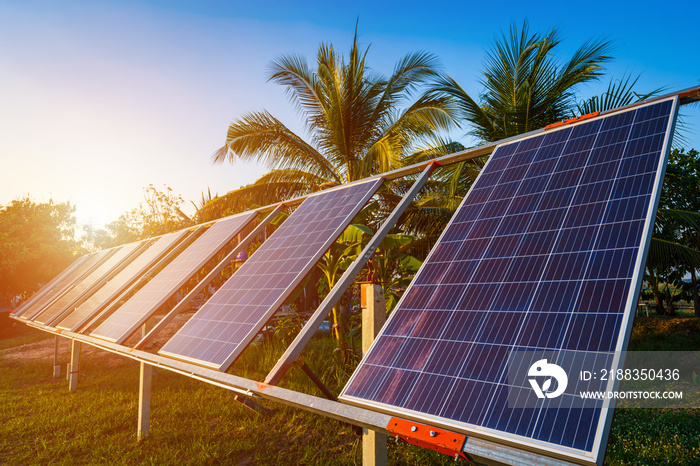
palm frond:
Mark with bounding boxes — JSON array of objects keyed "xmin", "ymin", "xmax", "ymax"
[
  {"xmin": 657, "ymin": 208, "xmax": 700, "ymax": 231},
  {"xmin": 268, "ymin": 53, "xmax": 325, "ymax": 124},
  {"xmin": 648, "ymin": 237, "xmax": 700, "ymax": 269},
  {"xmin": 212, "ymin": 110, "xmax": 342, "ymax": 184}
]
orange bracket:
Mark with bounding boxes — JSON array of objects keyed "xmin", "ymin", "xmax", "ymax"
[
  {"xmin": 387, "ymin": 417, "xmax": 469, "ymax": 461},
  {"xmin": 545, "ymin": 111, "xmax": 599, "ymax": 130}
]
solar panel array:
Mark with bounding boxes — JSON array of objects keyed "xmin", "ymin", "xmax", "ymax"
[
  {"xmin": 31, "ymin": 242, "xmax": 144, "ymax": 325},
  {"xmin": 18, "ymin": 249, "xmax": 115, "ymax": 321},
  {"xmin": 54, "ymin": 230, "xmax": 189, "ymax": 332},
  {"xmin": 11, "ymin": 254, "xmax": 92, "ymax": 318},
  {"xmin": 91, "ymin": 211, "xmax": 258, "ymax": 344},
  {"xmin": 340, "ymin": 98, "xmax": 677, "ymax": 464},
  {"xmin": 160, "ymin": 178, "xmax": 384, "ymax": 370}
]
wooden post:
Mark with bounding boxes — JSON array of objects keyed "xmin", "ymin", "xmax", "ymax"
[
  {"xmin": 53, "ymin": 335, "xmax": 61, "ymax": 378},
  {"xmin": 69, "ymin": 340, "xmax": 81, "ymax": 392},
  {"xmin": 138, "ymin": 362, "xmax": 153, "ymax": 440},
  {"xmin": 361, "ymin": 283, "xmax": 388, "ymax": 466}
]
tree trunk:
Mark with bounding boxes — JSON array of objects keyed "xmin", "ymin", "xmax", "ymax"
[
  {"xmin": 692, "ymin": 271, "xmax": 700, "ymax": 317},
  {"xmin": 666, "ymin": 285, "xmax": 676, "ymax": 316},
  {"xmin": 331, "ymin": 304, "xmax": 347, "ymax": 356},
  {"xmin": 649, "ymin": 270, "xmax": 666, "ymax": 315}
]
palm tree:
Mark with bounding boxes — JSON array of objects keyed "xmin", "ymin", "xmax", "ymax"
[
  {"xmin": 404, "ymin": 23, "xmax": 677, "ymax": 245},
  {"xmin": 429, "ymin": 21, "xmax": 614, "ymax": 144},
  {"xmin": 204, "ymin": 27, "xmax": 456, "ymax": 355},
  {"xmin": 206, "ymin": 27, "xmax": 456, "ymax": 215}
]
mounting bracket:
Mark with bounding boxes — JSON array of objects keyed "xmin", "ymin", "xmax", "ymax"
[{"xmin": 387, "ymin": 417, "xmax": 470, "ymax": 461}]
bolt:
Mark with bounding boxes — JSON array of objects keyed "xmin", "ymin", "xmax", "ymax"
[
  {"xmin": 429, "ymin": 430, "xmax": 437, "ymax": 437},
  {"xmin": 410, "ymin": 426, "xmax": 417, "ymax": 432}
]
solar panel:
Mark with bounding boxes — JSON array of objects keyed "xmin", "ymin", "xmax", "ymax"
[
  {"xmin": 18, "ymin": 249, "xmax": 116, "ymax": 321},
  {"xmin": 340, "ymin": 98, "xmax": 678, "ymax": 465},
  {"xmin": 53, "ymin": 230, "xmax": 190, "ymax": 332},
  {"xmin": 11, "ymin": 254, "xmax": 92, "ymax": 318},
  {"xmin": 159, "ymin": 178, "xmax": 384, "ymax": 370},
  {"xmin": 90, "ymin": 211, "xmax": 258, "ymax": 344},
  {"xmin": 30, "ymin": 242, "xmax": 144, "ymax": 325}
]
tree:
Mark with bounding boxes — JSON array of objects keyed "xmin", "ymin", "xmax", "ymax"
[
  {"xmin": 408, "ymin": 23, "xmax": 657, "ymax": 243},
  {"xmin": 205, "ymin": 26, "xmax": 456, "ymax": 215},
  {"xmin": 0, "ymin": 197, "xmax": 81, "ymax": 303},
  {"xmin": 83, "ymin": 184, "xmax": 192, "ymax": 250},
  {"xmin": 649, "ymin": 148, "xmax": 700, "ymax": 316},
  {"xmin": 429, "ymin": 21, "xmax": 615, "ymax": 144}
]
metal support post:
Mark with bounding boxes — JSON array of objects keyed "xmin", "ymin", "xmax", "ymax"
[
  {"xmin": 69, "ymin": 340, "xmax": 81, "ymax": 392},
  {"xmin": 53, "ymin": 335, "xmax": 61, "ymax": 378},
  {"xmin": 138, "ymin": 362, "xmax": 153, "ymax": 440},
  {"xmin": 361, "ymin": 283, "xmax": 388, "ymax": 466}
]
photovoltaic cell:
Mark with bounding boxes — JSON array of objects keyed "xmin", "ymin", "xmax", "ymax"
[
  {"xmin": 54, "ymin": 230, "xmax": 189, "ymax": 332},
  {"xmin": 159, "ymin": 178, "xmax": 384, "ymax": 370},
  {"xmin": 18, "ymin": 249, "xmax": 115, "ymax": 321},
  {"xmin": 30, "ymin": 242, "xmax": 144, "ymax": 325},
  {"xmin": 90, "ymin": 211, "xmax": 258, "ymax": 344},
  {"xmin": 341, "ymin": 98, "xmax": 678, "ymax": 465}
]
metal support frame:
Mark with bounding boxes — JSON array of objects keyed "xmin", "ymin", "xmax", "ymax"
[
  {"xmin": 134, "ymin": 204, "xmax": 287, "ymax": 349},
  {"xmin": 298, "ymin": 361, "xmax": 337, "ymax": 401},
  {"xmin": 53, "ymin": 335, "xmax": 61, "ymax": 378},
  {"xmin": 68, "ymin": 340, "xmax": 81, "ymax": 392},
  {"xmin": 40, "ymin": 322, "xmax": 578, "ymax": 465},
  {"xmin": 138, "ymin": 362, "xmax": 153, "ymax": 440},
  {"xmin": 265, "ymin": 162, "xmax": 439, "ymax": 386},
  {"xmin": 361, "ymin": 283, "xmax": 388, "ymax": 466}
]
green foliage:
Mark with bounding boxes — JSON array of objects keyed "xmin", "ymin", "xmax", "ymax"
[
  {"xmin": 83, "ymin": 184, "xmax": 192, "ymax": 249},
  {"xmin": 607, "ymin": 409, "xmax": 700, "ymax": 465},
  {"xmin": 429, "ymin": 20, "xmax": 615, "ymax": 143},
  {"xmin": 0, "ymin": 197, "xmax": 80, "ymax": 302},
  {"xmin": 646, "ymin": 148, "xmax": 700, "ymax": 315},
  {"xmin": 273, "ymin": 304, "xmax": 304, "ymax": 345}
]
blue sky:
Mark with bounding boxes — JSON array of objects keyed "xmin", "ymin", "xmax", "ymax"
[{"xmin": 1, "ymin": 0, "xmax": 698, "ymax": 228}]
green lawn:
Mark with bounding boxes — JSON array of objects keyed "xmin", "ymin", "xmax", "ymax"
[{"xmin": 0, "ymin": 318, "xmax": 698, "ymax": 465}]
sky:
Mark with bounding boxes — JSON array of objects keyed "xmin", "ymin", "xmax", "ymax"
[{"xmin": 1, "ymin": 0, "xmax": 699, "ymax": 230}]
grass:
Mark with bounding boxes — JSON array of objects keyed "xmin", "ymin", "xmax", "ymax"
[
  {"xmin": 0, "ymin": 324, "xmax": 451, "ymax": 465},
  {"xmin": 1, "ymin": 314, "xmax": 699, "ymax": 465}
]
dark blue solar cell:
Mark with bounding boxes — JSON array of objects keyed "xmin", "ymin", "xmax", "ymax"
[
  {"xmin": 443, "ymin": 311, "xmax": 487, "ymax": 342},
  {"xmin": 491, "ymin": 282, "xmax": 535, "ymax": 311},
  {"xmin": 477, "ymin": 312, "xmax": 524, "ymax": 345},
  {"xmin": 409, "ymin": 310, "xmax": 453, "ymax": 339},
  {"xmin": 341, "ymin": 98, "xmax": 677, "ymax": 464},
  {"xmin": 507, "ymin": 193, "xmax": 542, "ymax": 215},
  {"xmin": 516, "ymin": 312, "xmax": 568, "ymax": 348},
  {"xmin": 459, "ymin": 344, "xmax": 508, "ymax": 381},
  {"xmin": 403, "ymin": 374, "xmax": 454, "ymax": 414},
  {"xmin": 483, "ymin": 385, "xmax": 540, "ymax": 437},
  {"xmin": 374, "ymin": 369, "xmax": 419, "ymax": 406},
  {"xmin": 421, "ymin": 341, "xmax": 472, "ymax": 376},
  {"xmin": 442, "ymin": 378, "xmax": 493, "ymax": 424}
]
